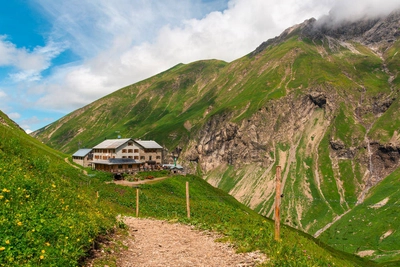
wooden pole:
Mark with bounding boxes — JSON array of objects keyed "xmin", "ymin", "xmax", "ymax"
[
  {"xmin": 136, "ymin": 188, "xmax": 140, "ymax": 217},
  {"xmin": 275, "ymin": 166, "xmax": 281, "ymax": 241},
  {"xmin": 186, "ymin": 181, "xmax": 190, "ymax": 219}
]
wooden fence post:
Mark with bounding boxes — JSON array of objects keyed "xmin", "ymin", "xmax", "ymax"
[
  {"xmin": 136, "ymin": 188, "xmax": 140, "ymax": 217},
  {"xmin": 186, "ymin": 181, "xmax": 190, "ymax": 219},
  {"xmin": 275, "ymin": 166, "xmax": 281, "ymax": 241}
]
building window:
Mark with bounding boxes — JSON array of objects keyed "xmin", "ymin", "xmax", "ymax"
[
  {"xmin": 128, "ymin": 164, "xmax": 132, "ymax": 168},
  {"xmin": 134, "ymin": 156, "xmax": 139, "ymax": 160},
  {"xmin": 149, "ymin": 156, "xmax": 152, "ymax": 160},
  {"xmin": 156, "ymin": 156, "xmax": 161, "ymax": 159},
  {"xmin": 134, "ymin": 149, "xmax": 139, "ymax": 153},
  {"xmin": 118, "ymin": 165, "xmax": 123, "ymax": 169},
  {"xmin": 128, "ymin": 156, "xmax": 133, "ymax": 159},
  {"xmin": 140, "ymin": 156, "xmax": 145, "ymax": 160},
  {"xmin": 128, "ymin": 149, "xmax": 133, "ymax": 153},
  {"xmin": 122, "ymin": 149, "xmax": 127, "ymax": 153},
  {"xmin": 128, "ymin": 142, "xmax": 133, "ymax": 146},
  {"xmin": 122, "ymin": 156, "xmax": 126, "ymax": 159}
]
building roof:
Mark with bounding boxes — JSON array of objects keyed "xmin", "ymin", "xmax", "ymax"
[
  {"xmin": 93, "ymin": 138, "xmax": 132, "ymax": 149},
  {"xmin": 92, "ymin": 158, "xmax": 143, "ymax": 165},
  {"xmin": 72, "ymin": 148, "xmax": 92, "ymax": 157},
  {"xmin": 135, "ymin": 140, "xmax": 163, "ymax": 149}
]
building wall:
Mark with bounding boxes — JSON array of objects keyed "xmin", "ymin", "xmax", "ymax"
[
  {"xmin": 92, "ymin": 141, "xmax": 141, "ymax": 160},
  {"xmin": 72, "ymin": 157, "xmax": 84, "ymax": 166},
  {"xmin": 139, "ymin": 148, "xmax": 163, "ymax": 165},
  {"xmin": 115, "ymin": 142, "xmax": 141, "ymax": 159},
  {"xmin": 72, "ymin": 156, "xmax": 91, "ymax": 167}
]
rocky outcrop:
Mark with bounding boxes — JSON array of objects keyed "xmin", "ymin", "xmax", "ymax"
[
  {"xmin": 184, "ymin": 90, "xmax": 336, "ymax": 172},
  {"xmin": 371, "ymin": 142, "xmax": 400, "ymax": 179},
  {"xmin": 330, "ymin": 139, "xmax": 356, "ymax": 159}
]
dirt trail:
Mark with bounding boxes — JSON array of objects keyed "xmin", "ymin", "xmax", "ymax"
[
  {"xmin": 64, "ymin": 157, "xmax": 88, "ymax": 175},
  {"xmin": 107, "ymin": 177, "xmax": 170, "ymax": 187},
  {"xmin": 104, "ymin": 217, "xmax": 266, "ymax": 267}
]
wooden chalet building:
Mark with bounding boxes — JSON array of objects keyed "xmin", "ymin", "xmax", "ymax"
[{"xmin": 86, "ymin": 138, "xmax": 164, "ymax": 173}]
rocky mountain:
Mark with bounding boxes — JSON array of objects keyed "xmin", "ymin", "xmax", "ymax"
[{"xmin": 32, "ymin": 9, "xmax": 400, "ymax": 263}]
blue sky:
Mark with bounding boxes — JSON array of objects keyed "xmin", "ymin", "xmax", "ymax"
[{"xmin": 1, "ymin": 0, "xmax": 399, "ymax": 133}]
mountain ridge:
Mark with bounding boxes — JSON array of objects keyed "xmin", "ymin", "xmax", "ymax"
[{"xmin": 253, "ymin": 8, "xmax": 400, "ymax": 56}]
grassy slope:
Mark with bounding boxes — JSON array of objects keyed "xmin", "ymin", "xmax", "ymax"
[
  {"xmin": 0, "ymin": 111, "xmax": 120, "ymax": 266},
  {"xmin": 319, "ymin": 167, "xmax": 400, "ymax": 265},
  {"xmin": 1, "ymin": 110, "xmax": 374, "ymax": 266}
]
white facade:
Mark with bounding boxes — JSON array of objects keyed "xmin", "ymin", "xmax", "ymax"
[{"xmin": 92, "ymin": 139, "xmax": 141, "ymax": 160}]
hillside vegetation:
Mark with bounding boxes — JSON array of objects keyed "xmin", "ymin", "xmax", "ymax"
[
  {"xmin": 1, "ymin": 110, "xmax": 378, "ymax": 266},
  {"xmin": 31, "ymin": 12, "xmax": 400, "ymax": 264},
  {"xmin": 0, "ymin": 111, "xmax": 121, "ymax": 266}
]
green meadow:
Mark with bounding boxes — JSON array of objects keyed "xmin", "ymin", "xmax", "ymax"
[{"xmin": 0, "ymin": 111, "xmax": 376, "ymax": 267}]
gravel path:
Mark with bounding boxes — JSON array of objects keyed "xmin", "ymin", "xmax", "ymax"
[{"xmin": 116, "ymin": 217, "xmax": 266, "ymax": 267}]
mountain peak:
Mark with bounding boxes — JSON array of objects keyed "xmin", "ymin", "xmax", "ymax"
[
  {"xmin": 305, "ymin": 8, "xmax": 400, "ymax": 44},
  {"xmin": 253, "ymin": 8, "xmax": 400, "ymax": 55}
]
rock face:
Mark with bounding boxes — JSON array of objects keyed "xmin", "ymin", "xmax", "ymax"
[
  {"xmin": 371, "ymin": 143, "xmax": 400, "ymax": 179},
  {"xmin": 187, "ymin": 92, "xmax": 333, "ymax": 173}
]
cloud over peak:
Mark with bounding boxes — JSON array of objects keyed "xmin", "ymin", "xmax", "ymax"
[{"xmin": 325, "ymin": 0, "xmax": 400, "ymax": 25}]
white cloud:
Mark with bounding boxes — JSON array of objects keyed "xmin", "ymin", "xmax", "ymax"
[
  {"xmin": 0, "ymin": 36, "xmax": 67, "ymax": 82},
  {"xmin": 0, "ymin": 90, "xmax": 6, "ymax": 98},
  {"xmin": 328, "ymin": 0, "xmax": 400, "ymax": 23}
]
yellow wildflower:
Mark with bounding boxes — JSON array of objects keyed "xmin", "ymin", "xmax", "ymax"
[
  {"xmin": 0, "ymin": 247, "xmax": 5, "ymax": 251},
  {"xmin": 25, "ymin": 195, "xmax": 30, "ymax": 198},
  {"xmin": 2, "ymin": 188, "xmax": 9, "ymax": 193},
  {"xmin": 51, "ymin": 184, "xmax": 56, "ymax": 188},
  {"xmin": 0, "ymin": 195, "xmax": 3, "ymax": 199},
  {"xmin": 41, "ymin": 250, "xmax": 45, "ymax": 254},
  {"xmin": 45, "ymin": 242, "xmax": 50, "ymax": 246},
  {"xmin": 40, "ymin": 255, "xmax": 44, "ymax": 260},
  {"xmin": 17, "ymin": 222, "xmax": 22, "ymax": 226},
  {"xmin": 5, "ymin": 240, "xmax": 10, "ymax": 245}
]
